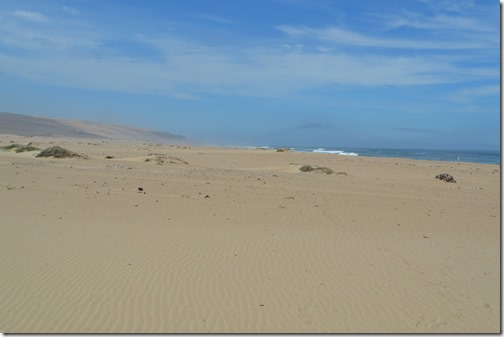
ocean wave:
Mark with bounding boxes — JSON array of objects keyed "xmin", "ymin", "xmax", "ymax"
[
  {"xmin": 313, "ymin": 148, "xmax": 359, "ymax": 156},
  {"xmin": 241, "ymin": 145, "xmax": 273, "ymax": 150}
]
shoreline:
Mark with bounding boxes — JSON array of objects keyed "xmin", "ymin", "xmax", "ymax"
[
  {"xmin": 1, "ymin": 133, "xmax": 499, "ymax": 165},
  {"xmin": 220, "ymin": 144, "xmax": 500, "ymax": 165}
]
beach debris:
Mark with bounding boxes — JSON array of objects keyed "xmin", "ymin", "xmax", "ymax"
[
  {"xmin": 336, "ymin": 171, "xmax": 348, "ymax": 175},
  {"xmin": 275, "ymin": 148, "xmax": 290, "ymax": 152},
  {"xmin": 138, "ymin": 187, "xmax": 144, "ymax": 192},
  {"xmin": 145, "ymin": 154, "xmax": 188, "ymax": 165},
  {"xmin": 204, "ymin": 195, "xmax": 210, "ymax": 198},
  {"xmin": 168, "ymin": 156, "xmax": 188, "ymax": 164},
  {"xmin": 105, "ymin": 156, "xmax": 114, "ymax": 159},
  {"xmin": 299, "ymin": 165, "xmax": 314, "ymax": 172},
  {"xmin": 299, "ymin": 165, "xmax": 333, "ymax": 174},
  {"xmin": 1, "ymin": 143, "xmax": 40, "ymax": 153},
  {"xmin": 435, "ymin": 173, "xmax": 456, "ymax": 183},
  {"xmin": 36, "ymin": 146, "xmax": 85, "ymax": 159}
]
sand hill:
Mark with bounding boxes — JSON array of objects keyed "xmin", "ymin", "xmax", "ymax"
[{"xmin": 0, "ymin": 112, "xmax": 189, "ymax": 144}]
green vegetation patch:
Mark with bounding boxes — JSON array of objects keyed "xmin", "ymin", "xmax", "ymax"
[
  {"xmin": 36, "ymin": 146, "xmax": 84, "ymax": 159},
  {"xmin": 1, "ymin": 143, "xmax": 41, "ymax": 153},
  {"xmin": 299, "ymin": 165, "xmax": 333, "ymax": 174}
]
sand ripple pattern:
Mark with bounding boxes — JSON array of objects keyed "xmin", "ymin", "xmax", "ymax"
[{"xmin": 0, "ymin": 139, "xmax": 499, "ymax": 332}]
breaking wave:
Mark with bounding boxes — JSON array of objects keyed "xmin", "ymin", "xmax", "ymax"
[{"xmin": 312, "ymin": 148, "xmax": 359, "ymax": 156}]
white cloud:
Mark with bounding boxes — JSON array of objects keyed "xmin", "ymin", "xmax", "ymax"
[
  {"xmin": 31, "ymin": 37, "xmax": 61, "ymax": 49},
  {"xmin": 11, "ymin": 10, "xmax": 48, "ymax": 23},
  {"xmin": 448, "ymin": 85, "xmax": 500, "ymax": 103},
  {"xmin": 0, "ymin": 17, "xmax": 101, "ymax": 54},
  {"xmin": 0, "ymin": 37, "xmax": 495, "ymax": 102},
  {"xmin": 0, "ymin": 6, "xmax": 498, "ymax": 101},
  {"xmin": 62, "ymin": 6, "xmax": 79, "ymax": 16},
  {"xmin": 190, "ymin": 13, "xmax": 237, "ymax": 24},
  {"xmin": 416, "ymin": 0, "xmax": 475, "ymax": 14},
  {"xmin": 379, "ymin": 12, "xmax": 490, "ymax": 32},
  {"xmin": 275, "ymin": 25, "xmax": 490, "ymax": 50}
]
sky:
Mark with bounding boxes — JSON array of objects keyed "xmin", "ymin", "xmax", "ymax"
[{"xmin": 0, "ymin": 0, "xmax": 500, "ymax": 150}]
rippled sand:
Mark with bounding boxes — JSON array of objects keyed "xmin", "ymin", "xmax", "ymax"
[{"xmin": 0, "ymin": 135, "xmax": 500, "ymax": 333}]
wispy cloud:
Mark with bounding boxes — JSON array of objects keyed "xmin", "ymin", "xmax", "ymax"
[
  {"xmin": 391, "ymin": 127, "xmax": 436, "ymax": 133},
  {"xmin": 448, "ymin": 85, "xmax": 500, "ymax": 103},
  {"xmin": 376, "ymin": 12, "xmax": 490, "ymax": 32},
  {"xmin": 276, "ymin": 25, "xmax": 490, "ymax": 50},
  {"xmin": 190, "ymin": 13, "xmax": 237, "ymax": 24},
  {"xmin": 62, "ymin": 6, "xmax": 79, "ymax": 16},
  {"xmin": 0, "ymin": 2, "xmax": 498, "ymax": 101},
  {"xmin": 11, "ymin": 10, "xmax": 48, "ymax": 23},
  {"xmin": 0, "ymin": 28, "xmax": 496, "ymax": 100},
  {"xmin": 416, "ymin": 0, "xmax": 475, "ymax": 14},
  {"xmin": 292, "ymin": 123, "xmax": 334, "ymax": 130},
  {"xmin": 31, "ymin": 37, "xmax": 61, "ymax": 49}
]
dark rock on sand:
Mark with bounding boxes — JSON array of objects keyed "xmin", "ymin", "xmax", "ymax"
[{"xmin": 435, "ymin": 173, "xmax": 456, "ymax": 183}]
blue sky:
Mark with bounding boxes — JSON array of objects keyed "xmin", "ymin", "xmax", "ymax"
[{"xmin": 0, "ymin": 0, "xmax": 500, "ymax": 150}]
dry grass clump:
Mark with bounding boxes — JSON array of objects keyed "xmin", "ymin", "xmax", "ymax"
[
  {"xmin": 299, "ymin": 165, "xmax": 314, "ymax": 172},
  {"xmin": 1, "ymin": 144, "xmax": 19, "ymax": 151},
  {"xmin": 1, "ymin": 143, "xmax": 41, "ymax": 153},
  {"xmin": 36, "ymin": 146, "xmax": 84, "ymax": 159},
  {"xmin": 145, "ymin": 154, "xmax": 188, "ymax": 165},
  {"xmin": 299, "ymin": 165, "xmax": 333, "ymax": 174}
]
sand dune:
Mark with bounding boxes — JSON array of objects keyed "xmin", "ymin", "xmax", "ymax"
[
  {"xmin": 0, "ymin": 112, "xmax": 189, "ymax": 144},
  {"xmin": 0, "ymin": 134, "xmax": 500, "ymax": 333}
]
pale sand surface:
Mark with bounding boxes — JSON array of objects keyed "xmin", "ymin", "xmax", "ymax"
[{"xmin": 0, "ymin": 135, "xmax": 500, "ymax": 333}]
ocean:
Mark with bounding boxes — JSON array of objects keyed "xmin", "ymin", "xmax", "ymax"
[{"xmin": 253, "ymin": 146, "xmax": 500, "ymax": 165}]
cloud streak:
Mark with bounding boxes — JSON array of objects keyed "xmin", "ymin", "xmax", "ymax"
[
  {"xmin": 190, "ymin": 13, "xmax": 237, "ymax": 24},
  {"xmin": 0, "ymin": 1, "xmax": 498, "ymax": 102},
  {"xmin": 378, "ymin": 12, "xmax": 490, "ymax": 32},
  {"xmin": 62, "ymin": 6, "xmax": 79, "ymax": 16},
  {"xmin": 447, "ymin": 85, "xmax": 500, "ymax": 103},
  {"xmin": 0, "ymin": 29, "xmax": 496, "ymax": 100},
  {"xmin": 391, "ymin": 127, "xmax": 436, "ymax": 133},
  {"xmin": 291, "ymin": 123, "xmax": 334, "ymax": 130},
  {"xmin": 11, "ymin": 10, "xmax": 48, "ymax": 23},
  {"xmin": 2, "ymin": 44, "xmax": 485, "ymax": 96},
  {"xmin": 276, "ymin": 25, "xmax": 492, "ymax": 50}
]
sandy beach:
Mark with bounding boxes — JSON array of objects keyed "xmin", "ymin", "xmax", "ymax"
[{"xmin": 0, "ymin": 134, "xmax": 500, "ymax": 333}]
